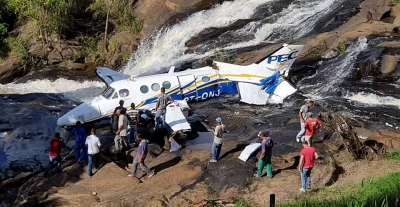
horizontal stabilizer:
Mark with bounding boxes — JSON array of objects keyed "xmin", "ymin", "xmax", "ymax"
[
  {"xmin": 96, "ymin": 67, "xmax": 131, "ymax": 86},
  {"xmin": 165, "ymin": 100, "xmax": 191, "ymax": 132}
]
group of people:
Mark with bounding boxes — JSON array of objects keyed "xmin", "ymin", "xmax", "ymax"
[
  {"xmin": 45, "ymin": 126, "xmax": 102, "ymax": 177},
  {"xmin": 46, "ymin": 86, "xmax": 321, "ymax": 192},
  {"xmin": 256, "ymin": 100, "xmax": 321, "ymax": 192},
  {"xmin": 209, "ymin": 100, "xmax": 322, "ymax": 192},
  {"xmin": 45, "ymin": 88, "xmax": 174, "ymax": 178}
]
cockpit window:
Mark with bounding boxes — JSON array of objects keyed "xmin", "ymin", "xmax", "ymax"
[
  {"xmin": 111, "ymin": 92, "xmax": 118, "ymax": 99},
  {"xmin": 119, "ymin": 89, "xmax": 129, "ymax": 97},
  {"xmin": 102, "ymin": 87, "xmax": 116, "ymax": 99}
]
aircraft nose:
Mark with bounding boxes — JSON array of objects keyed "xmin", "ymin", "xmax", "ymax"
[{"xmin": 57, "ymin": 102, "xmax": 101, "ymax": 127}]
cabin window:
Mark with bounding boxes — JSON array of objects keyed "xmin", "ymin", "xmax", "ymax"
[
  {"xmin": 111, "ymin": 92, "xmax": 118, "ymax": 99},
  {"xmin": 162, "ymin": 81, "xmax": 171, "ymax": 89},
  {"xmin": 202, "ymin": 76, "xmax": 210, "ymax": 82},
  {"xmin": 151, "ymin": 83, "xmax": 160, "ymax": 91},
  {"xmin": 119, "ymin": 89, "xmax": 129, "ymax": 97},
  {"xmin": 140, "ymin": 85, "xmax": 149, "ymax": 93}
]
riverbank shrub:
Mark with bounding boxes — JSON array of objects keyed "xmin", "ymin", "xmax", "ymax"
[
  {"xmin": 385, "ymin": 150, "xmax": 400, "ymax": 160},
  {"xmin": 279, "ymin": 172, "xmax": 400, "ymax": 207}
]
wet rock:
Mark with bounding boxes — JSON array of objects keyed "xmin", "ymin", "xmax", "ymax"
[
  {"xmin": 185, "ymin": 19, "xmax": 252, "ymax": 48},
  {"xmin": 47, "ymin": 50, "xmax": 63, "ymax": 65},
  {"xmin": 0, "ymin": 172, "xmax": 34, "ymax": 189},
  {"xmin": 67, "ymin": 62, "xmax": 87, "ymax": 70},
  {"xmin": 380, "ymin": 54, "xmax": 398, "ymax": 74}
]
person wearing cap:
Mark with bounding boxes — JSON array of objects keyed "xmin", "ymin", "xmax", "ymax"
[
  {"xmin": 210, "ymin": 117, "xmax": 227, "ymax": 162},
  {"xmin": 298, "ymin": 140, "xmax": 319, "ymax": 192},
  {"xmin": 296, "ymin": 101, "xmax": 314, "ymax": 142},
  {"xmin": 303, "ymin": 112, "xmax": 322, "ymax": 146},
  {"xmin": 254, "ymin": 130, "xmax": 274, "ymax": 178},
  {"xmin": 155, "ymin": 87, "xmax": 174, "ymax": 130}
]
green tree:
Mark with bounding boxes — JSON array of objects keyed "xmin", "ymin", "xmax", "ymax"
[{"xmin": 8, "ymin": 0, "xmax": 91, "ymax": 40}]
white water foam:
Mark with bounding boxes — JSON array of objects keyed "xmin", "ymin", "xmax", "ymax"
[
  {"xmin": 124, "ymin": 0, "xmax": 276, "ymax": 75},
  {"xmin": 345, "ymin": 92, "xmax": 400, "ymax": 108},
  {"xmin": 226, "ymin": 0, "xmax": 343, "ymax": 50},
  {"xmin": 0, "ymin": 79, "xmax": 105, "ymax": 102},
  {"xmin": 299, "ymin": 37, "xmax": 368, "ymax": 100},
  {"xmin": 125, "ymin": 0, "xmax": 343, "ymax": 75}
]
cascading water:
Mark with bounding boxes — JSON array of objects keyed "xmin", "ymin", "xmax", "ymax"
[
  {"xmin": 0, "ymin": 78, "xmax": 105, "ymax": 102},
  {"xmin": 124, "ymin": 0, "xmax": 345, "ymax": 76},
  {"xmin": 298, "ymin": 37, "xmax": 368, "ymax": 99}
]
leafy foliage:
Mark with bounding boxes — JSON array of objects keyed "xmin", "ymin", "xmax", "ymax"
[
  {"xmin": 279, "ymin": 172, "xmax": 400, "ymax": 207},
  {"xmin": 88, "ymin": 0, "xmax": 142, "ymax": 33},
  {"xmin": 8, "ymin": 0, "xmax": 91, "ymax": 34}
]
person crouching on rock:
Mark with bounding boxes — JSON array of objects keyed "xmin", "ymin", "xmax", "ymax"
[
  {"xmin": 45, "ymin": 133, "xmax": 71, "ymax": 177},
  {"xmin": 254, "ymin": 130, "xmax": 274, "ymax": 178},
  {"xmin": 298, "ymin": 140, "xmax": 319, "ymax": 192},
  {"xmin": 296, "ymin": 100, "xmax": 314, "ymax": 142},
  {"xmin": 68, "ymin": 121, "xmax": 87, "ymax": 163},
  {"xmin": 210, "ymin": 117, "xmax": 227, "ymax": 163},
  {"xmin": 128, "ymin": 133, "xmax": 155, "ymax": 178},
  {"xmin": 303, "ymin": 112, "xmax": 322, "ymax": 146}
]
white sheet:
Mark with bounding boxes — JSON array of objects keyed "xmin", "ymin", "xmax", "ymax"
[{"xmin": 238, "ymin": 143, "xmax": 262, "ymax": 162}]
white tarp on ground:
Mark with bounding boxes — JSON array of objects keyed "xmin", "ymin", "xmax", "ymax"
[
  {"xmin": 165, "ymin": 100, "xmax": 191, "ymax": 132},
  {"xmin": 238, "ymin": 143, "xmax": 262, "ymax": 162},
  {"xmin": 186, "ymin": 132, "xmax": 214, "ymax": 150}
]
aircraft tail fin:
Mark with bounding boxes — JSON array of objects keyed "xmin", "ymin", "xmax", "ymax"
[{"xmin": 256, "ymin": 44, "xmax": 304, "ymax": 72}]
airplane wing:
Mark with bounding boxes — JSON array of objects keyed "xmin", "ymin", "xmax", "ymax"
[{"xmin": 96, "ymin": 67, "xmax": 131, "ymax": 86}]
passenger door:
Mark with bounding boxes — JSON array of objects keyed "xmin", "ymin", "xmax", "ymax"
[{"xmin": 177, "ymin": 75, "xmax": 197, "ymax": 101}]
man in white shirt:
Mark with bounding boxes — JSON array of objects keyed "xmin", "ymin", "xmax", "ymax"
[{"xmin": 85, "ymin": 128, "xmax": 101, "ymax": 176}]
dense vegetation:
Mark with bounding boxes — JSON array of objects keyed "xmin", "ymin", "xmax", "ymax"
[{"xmin": 0, "ymin": 0, "xmax": 141, "ymax": 66}]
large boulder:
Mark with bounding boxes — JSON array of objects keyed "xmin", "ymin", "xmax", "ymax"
[
  {"xmin": 380, "ymin": 54, "xmax": 398, "ymax": 74},
  {"xmin": 390, "ymin": 3, "xmax": 400, "ymax": 18},
  {"xmin": 47, "ymin": 50, "xmax": 63, "ymax": 65},
  {"xmin": 28, "ymin": 44, "xmax": 50, "ymax": 58},
  {"xmin": 361, "ymin": 0, "xmax": 392, "ymax": 21},
  {"xmin": 0, "ymin": 56, "xmax": 22, "ymax": 84}
]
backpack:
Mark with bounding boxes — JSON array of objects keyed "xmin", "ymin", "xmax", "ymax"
[{"xmin": 266, "ymin": 137, "xmax": 274, "ymax": 148}]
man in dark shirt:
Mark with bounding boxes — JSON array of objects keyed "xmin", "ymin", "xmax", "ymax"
[
  {"xmin": 68, "ymin": 121, "xmax": 87, "ymax": 163},
  {"xmin": 255, "ymin": 130, "xmax": 274, "ymax": 178},
  {"xmin": 45, "ymin": 133, "xmax": 70, "ymax": 177},
  {"xmin": 126, "ymin": 103, "xmax": 139, "ymax": 146},
  {"xmin": 128, "ymin": 133, "xmax": 155, "ymax": 178},
  {"xmin": 111, "ymin": 100, "xmax": 127, "ymax": 132},
  {"xmin": 155, "ymin": 87, "xmax": 173, "ymax": 130}
]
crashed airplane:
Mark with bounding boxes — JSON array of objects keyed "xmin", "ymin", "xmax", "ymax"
[{"xmin": 57, "ymin": 43, "xmax": 304, "ymax": 131}]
